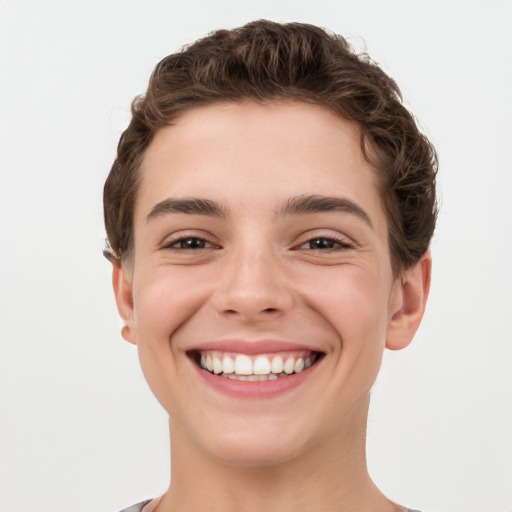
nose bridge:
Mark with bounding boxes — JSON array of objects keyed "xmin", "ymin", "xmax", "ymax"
[{"xmin": 212, "ymin": 236, "xmax": 293, "ymax": 319}]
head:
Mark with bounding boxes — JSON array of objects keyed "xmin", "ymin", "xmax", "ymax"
[
  {"xmin": 104, "ymin": 21, "xmax": 437, "ymax": 467},
  {"xmin": 104, "ymin": 20, "xmax": 437, "ymax": 275}
]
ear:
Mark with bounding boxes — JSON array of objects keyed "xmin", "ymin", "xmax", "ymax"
[
  {"xmin": 112, "ymin": 263, "xmax": 136, "ymax": 345},
  {"xmin": 386, "ymin": 253, "xmax": 431, "ymax": 351}
]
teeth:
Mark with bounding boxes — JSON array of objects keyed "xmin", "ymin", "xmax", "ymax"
[
  {"xmin": 222, "ymin": 355, "xmax": 235, "ymax": 374},
  {"xmin": 235, "ymin": 354, "xmax": 253, "ymax": 375},
  {"xmin": 283, "ymin": 357, "xmax": 295, "ymax": 374},
  {"xmin": 271, "ymin": 355, "xmax": 283, "ymax": 374},
  {"xmin": 212, "ymin": 355, "xmax": 223, "ymax": 374},
  {"xmin": 294, "ymin": 358, "xmax": 304, "ymax": 373},
  {"xmin": 199, "ymin": 351, "xmax": 318, "ymax": 378},
  {"xmin": 220, "ymin": 372, "xmax": 287, "ymax": 381},
  {"xmin": 253, "ymin": 356, "xmax": 271, "ymax": 375}
]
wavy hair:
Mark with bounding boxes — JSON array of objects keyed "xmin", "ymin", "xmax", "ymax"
[{"xmin": 104, "ymin": 20, "xmax": 437, "ymax": 274}]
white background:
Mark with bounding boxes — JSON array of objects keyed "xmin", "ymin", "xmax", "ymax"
[{"xmin": 1, "ymin": 1, "xmax": 511, "ymax": 511}]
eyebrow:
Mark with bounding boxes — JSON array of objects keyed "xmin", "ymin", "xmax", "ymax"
[
  {"xmin": 146, "ymin": 197, "xmax": 230, "ymax": 222},
  {"xmin": 145, "ymin": 194, "xmax": 372, "ymax": 228},
  {"xmin": 277, "ymin": 195, "xmax": 373, "ymax": 228}
]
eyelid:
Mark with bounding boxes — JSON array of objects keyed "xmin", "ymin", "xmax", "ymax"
[
  {"xmin": 160, "ymin": 230, "xmax": 221, "ymax": 250},
  {"xmin": 166, "ymin": 238, "xmax": 213, "ymax": 250},
  {"xmin": 293, "ymin": 230, "xmax": 356, "ymax": 251},
  {"xmin": 299, "ymin": 238, "xmax": 353, "ymax": 252}
]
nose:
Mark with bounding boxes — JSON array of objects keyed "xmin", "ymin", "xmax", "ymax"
[{"xmin": 211, "ymin": 244, "xmax": 294, "ymax": 322}]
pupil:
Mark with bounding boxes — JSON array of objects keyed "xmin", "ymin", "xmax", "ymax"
[
  {"xmin": 311, "ymin": 238, "xmax": 334, "ymax": 249},
  {"xmin": 183, "ymin": 238, "xmax": 204, "ymax": 249}
]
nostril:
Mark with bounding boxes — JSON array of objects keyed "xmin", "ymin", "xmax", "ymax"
[{"xmin": 225, "ymin": 308, "xmax": 274, "ymax": 317}]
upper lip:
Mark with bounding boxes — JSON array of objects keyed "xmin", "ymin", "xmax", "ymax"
[{"xmin": 186, "ymin": 339, "xmax": 322, "ymax": 355}]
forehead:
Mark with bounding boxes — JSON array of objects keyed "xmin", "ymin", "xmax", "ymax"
[{"xmin": 137, "ymin": 101, "xmax": 385, "ymax": 230}]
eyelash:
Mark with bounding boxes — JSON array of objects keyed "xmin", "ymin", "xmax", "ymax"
[
  {"xmin": 163, "ymin": 236, "xmax": 217, "ymax": 250},
  {"xmin": 162, "ymin": 235, "xmax": 353, "ymax": 252},
  {"xmin": 296, "ymin": 236, "xmax": 354, "ymax": 251}
]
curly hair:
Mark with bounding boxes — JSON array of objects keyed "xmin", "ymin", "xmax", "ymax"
[{"xmin": 104, "ymin": 20, "xmax": 437, "ymax": 274}]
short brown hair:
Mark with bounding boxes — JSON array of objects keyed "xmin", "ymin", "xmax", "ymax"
[{"xmin": 104, "ymin": 20, "xmax": 437, "ymax": 273}]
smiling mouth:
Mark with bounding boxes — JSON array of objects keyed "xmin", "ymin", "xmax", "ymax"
[{"xmin": 189, "ymin": 350, "xmax": 323, "ymax": 381}]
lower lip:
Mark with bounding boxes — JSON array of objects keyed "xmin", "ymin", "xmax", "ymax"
[{"xmin": 193, "ymin": 360, "xmax": 321, "ymax": 399}]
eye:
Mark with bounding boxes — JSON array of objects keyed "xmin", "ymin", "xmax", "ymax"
[
  {"xmin": 299, "ymin": 236, "xmax": 353, "ymax": 251},
  {"xmin": 165, "ymin": 237, "xmax": 213, "ymax": 250}
]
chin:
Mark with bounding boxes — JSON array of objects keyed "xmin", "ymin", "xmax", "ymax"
[
  {"xmin": 197, "ymin": 421, "xmax": 315, "ymax": 468},
  {"xmin": 213, "ymin": 441, "xmax": 304, "ymax": 468}
]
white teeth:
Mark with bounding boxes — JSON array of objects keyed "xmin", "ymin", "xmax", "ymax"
[
  {"xmin": 220, "ymin": 372, "xmax": 286, "ymax": 381},
  {"xmin": 253, "ymin": 356, "xmax": 271, "ymax": 375},
  {"xmin": 222, "ymin": 355, "xmax": 235, "ymax": 374},
  {"xmin": 271, "ymin": 355, "xmax": 284, "ymax": 374},
  {"xmin": 283, "ymin": 357, "xmax": 295, "ymax": 374},
  {"xmin": 199, "ymin": 352, "xmax": 318, "ymax": 378},
  {"xmin": 212, "ymin": 355, "xmax": 223, "ymax": 374},
  {"xmin": 234, "ymin": 354, "xmax": 253, "ymax": 375}
]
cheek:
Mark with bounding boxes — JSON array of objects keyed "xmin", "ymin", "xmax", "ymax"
[
  {"xmin": 131, "ymin": 268, "xmax": 212, "ymax": 407},
  {"xmin": 313, "ymin": 269, "xmax": 392, "ymax": 412},
  {"xmin": 306, "ymin": 266, "xmax": 392, "ymax": 344},
  {"xmin": 133, "ymin": 267, "xmax": 209, "ymax": 340},
  {"xmin": 304, "ymin": 266, "xmax": 392, "ymax": 400}
]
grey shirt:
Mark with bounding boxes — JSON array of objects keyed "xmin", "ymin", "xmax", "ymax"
[{"xmin": 118, "ymin": 500, "xmax": 422, "ymax": 512}]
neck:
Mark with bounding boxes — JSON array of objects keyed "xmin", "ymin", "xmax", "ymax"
[{"xmin": 154, "ymin": 397, "xmax": 401, "ymax": 512}]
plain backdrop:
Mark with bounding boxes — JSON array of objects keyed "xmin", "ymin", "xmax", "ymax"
[{"xmin": 1, "ymin": 1, "xmax": 511, "ymax": 511}]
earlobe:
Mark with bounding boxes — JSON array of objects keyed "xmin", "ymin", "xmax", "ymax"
[
  {"xmin": 112, "ymin": 263, "xmax": 137, "ymax": 345},
  {"xmin": 386, "ymin": 253, "xmax": 431, "ymax": 351}
]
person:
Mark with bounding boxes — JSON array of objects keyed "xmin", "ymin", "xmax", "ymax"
[{"xmin": 104, "ymin": 20, "xmax": 437, "ymax": 512}]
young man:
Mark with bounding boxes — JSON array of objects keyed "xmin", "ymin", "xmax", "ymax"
[{"xmin": 104, "ymin": 20, "xmax": 437, "ymax": 512}]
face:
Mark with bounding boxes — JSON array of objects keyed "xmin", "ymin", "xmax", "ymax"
[{"xmin": 114, "ymin": 101, "xmax": 429, "ymax": 466}]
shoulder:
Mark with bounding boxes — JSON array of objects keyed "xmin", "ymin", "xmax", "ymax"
[{"xmin": 117, "ymin": 500, "xmax": 152, "ymax": 512}]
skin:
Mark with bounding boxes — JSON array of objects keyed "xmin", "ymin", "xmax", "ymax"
[{"xmin": 113, "ymin": 101, "xmax": 431, "ymax": 512}]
